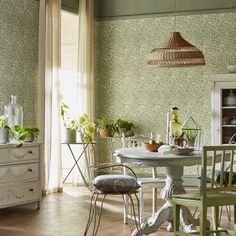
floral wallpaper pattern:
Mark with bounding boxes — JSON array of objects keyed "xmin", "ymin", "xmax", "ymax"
[
  {"xmin": 95, "ymin": 12, "xmax": 236, "ymax": 145},
  {"xmin": 0, "ymin": 0, "xmax": 39, "ymax": 125},
  {"xmin": 94, "ymin": 13, "xmax": 236, "ymax": 174}
]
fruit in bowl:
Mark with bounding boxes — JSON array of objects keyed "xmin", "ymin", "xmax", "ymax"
[{"xmin": 144, "ymin": 140, "xmax": 163, "ymax": 152}]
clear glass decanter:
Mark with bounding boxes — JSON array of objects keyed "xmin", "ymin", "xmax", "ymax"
[{"xmin": 7, "ymin": 95, "xmax": 23, "ymax": 128}]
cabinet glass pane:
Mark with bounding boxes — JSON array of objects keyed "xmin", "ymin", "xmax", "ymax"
[{"xmin": 221, "ymin": 89, "xmax": 236, "ymax": 144}]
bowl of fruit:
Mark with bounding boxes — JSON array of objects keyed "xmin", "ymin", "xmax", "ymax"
[{"xmin": 144, "ymin": 140, "xmax": 163, "ymax": 152}]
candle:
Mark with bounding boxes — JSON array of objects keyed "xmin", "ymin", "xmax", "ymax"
[{"xmin": 166, "ymin": 112, "xmax": 171, "ymax": 145}]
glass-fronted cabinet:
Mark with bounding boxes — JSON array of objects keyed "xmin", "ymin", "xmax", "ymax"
[{"xmin": 211, "ymin": 74, "xmax": 236, "ymax": 145}]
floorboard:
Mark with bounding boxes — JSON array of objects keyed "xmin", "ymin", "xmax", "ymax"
[{"xmin": 0, "ymin": 185, "xmax": 233, "ymax": 236}]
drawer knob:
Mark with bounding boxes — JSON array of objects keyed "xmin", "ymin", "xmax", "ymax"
[
  {"xmin": 29, "ymin": 188, "xmax": 34, "ymax": 192},
  {"xmin": 28, "ymin": 168, "xmax": 33, "ymax": 172},
  {"xmin": 28, "ymin": 150, "xmax": 33, "ymax": 154}
]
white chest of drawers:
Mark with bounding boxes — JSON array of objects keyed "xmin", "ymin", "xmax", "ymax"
[{"xmin": 0, "ymin": 143, "xmax": 41, "ymax": 209}]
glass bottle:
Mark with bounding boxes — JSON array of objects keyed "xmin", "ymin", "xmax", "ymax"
[
  {"xmin": 0, "ymin": 106, "xmax": 9, "ymax": 121},
  {"xmin": 171, "ymin": 107, "xmax": 182, "ymax": 138},
  {"xmin": 7, "ymin": 95, "xmax": 23, "ymax": 128}
]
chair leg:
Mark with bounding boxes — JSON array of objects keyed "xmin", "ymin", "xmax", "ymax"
[
  {"xmin": 199, "ymin": 205, "xmax": 207, "ymax": 236},
  {"xmin": 173, "ymin": 203, "xmax": 180, "ymax": 233},
  {"xmin": 84, "ymin": 192, "xmax": 99, "ymax": 236},
  {"xmin": 128, "ymin": 193, "xmax": 141, "ymax": 234},
  {"xmin": 226, "ymin": 205, "xmax": 232, "ymax": 221},
  {"xmin": 212, "ymin": 206, "xmax": 219, "ymax": 236},
  {"xmin": 234, "ymin": 205, "xmax": 236, "ymax": 236},
  {"xmin": 123, "ymin": 194, "xmax": 128, "ymax": 224},
  {"xmin": 139, "ymin": 186, "xmax": 144, "ymax": 223},
  {"xmin": 84, "ymin": 192, "xmax": 107, "ymax": 236},
  {"xmin": 93, "ymin": 194, "xmax": 106, "ymax": 236}
]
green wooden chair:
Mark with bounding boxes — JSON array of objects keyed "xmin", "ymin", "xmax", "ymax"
[{"xmin": 172, "ymin": 145, "xmax": 236, "ymax": 236}]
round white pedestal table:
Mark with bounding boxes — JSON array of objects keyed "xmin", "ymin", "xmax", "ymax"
[{"xmin": 115, "ymin": 147, "xmax": 202, "ymax": 236}]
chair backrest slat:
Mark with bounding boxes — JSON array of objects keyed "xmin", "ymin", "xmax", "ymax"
[
  {"xmin": 202, "ymin": 146, "xmax": 236, "ymax": 198},
  {"xmin": 210, "ymin": 150, "xmax": 216, "ymax": 188},
  {"xmin": 122, "ymin": 136, "xmax": 150, "ymax": 148},
  {"xmin": 228, "ymin": 150, "xmax": 235, "ymax": 188}
]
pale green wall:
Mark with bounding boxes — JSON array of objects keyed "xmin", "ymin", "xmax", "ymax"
[
  {"xmin": 95, "ymin": 13, "xmax": 236, "ymax": 147},
  {"xmin": 0, "ymin": 0, "xmax": 39, "ymax": 125}
]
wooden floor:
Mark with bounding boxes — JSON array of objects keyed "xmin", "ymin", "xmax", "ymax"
[{"xmin": 0, "ymin": 185, "xmax": 234, "ymax": 236}]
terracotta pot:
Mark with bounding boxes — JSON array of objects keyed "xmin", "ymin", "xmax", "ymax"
[{"xmin": 99, "ymin": 128, "xmax": 112, "ymax": 137}]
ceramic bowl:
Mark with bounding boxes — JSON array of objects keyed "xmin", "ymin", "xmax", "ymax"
[
  {"xmin": 227, "ymin": 65, "xmax": 236, "ymax": 73},
  {"xmin": 173, "ymin": 146, "xmax": 194, "ymax": 155},
  {"xmin": 144, "ymin": 142, "xmax": 162, "ymax": 152}
]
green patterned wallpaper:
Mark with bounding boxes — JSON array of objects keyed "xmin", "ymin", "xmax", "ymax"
[
  {"xmin": 95, "ymin": 13, "xmax": 236, "ymax": 147},
  {"xmin": 94, "ymin": 13, "xmax": 236, "ymax": 176},
  {"xmin": 0, "ymin": 0, "xmax": 39, "ymax": 126}
]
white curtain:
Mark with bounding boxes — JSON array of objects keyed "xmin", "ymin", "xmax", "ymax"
[
  {"xmin": 43, "ymin": 0, "xmax": 62, "ymax": 193},
  {"xmin": 77, "ymin": 0, "xmax": 94, "ymax": 118},
  {"xmin": 39, "ymin": 0, "xmax": 94, "ymax": 189},
  {"xmin": 72, "ymin": 0, "xmax": 94, "ymax": 185}
]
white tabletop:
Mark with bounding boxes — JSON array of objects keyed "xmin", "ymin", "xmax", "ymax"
[{"xmin": 114, "ymin": 147, "xmax": 202, "ymax": 167}]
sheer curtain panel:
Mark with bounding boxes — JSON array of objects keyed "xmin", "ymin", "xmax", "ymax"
[
  {"xmin": 67, "ymin": 0, "xmax": 94, "ymax": 185},
  {"xmin": 77, "ymin": 0, "xmax": 94, "ymax": 119},
  {"xmin": 44, "ymin": 0, "xmax": 62, "ymax": 193}
]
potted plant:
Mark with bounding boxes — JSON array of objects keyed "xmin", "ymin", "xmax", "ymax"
[
  {"xmin": 60, "ymin": 102, "xmax": 79, "ymax": 143},
  {"xmin": 0, "ymin": 116, "xmax": 10, "ymax": 144},
  {"xmin": 183, "ymin": 130, "xmax": 197, "ymax": 148},
  {"xmin": 115, "ymin": 119, "xmax": 134, "ymax": 136},
  {"xmin": 96, "ymin": 118, "xmax": 115, "ymax": 137},
  {"xmin": 79, "ymin": 113, "xmax": 96, "ymax": 143},
  {"xmin": 10, "ymin": 125, "xmax": 29, "ymax": 147},
  {"xmin": 24, "ymin": 126, "xmax": 40, "ymax": 142}
]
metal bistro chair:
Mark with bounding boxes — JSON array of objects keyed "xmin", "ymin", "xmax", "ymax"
[
  {"xmin": 172, "ymin": 145, "xmax": 236, "ymax": 236},
  {"xmin": 122, "ymin": 136, "xmax": 166, "ymax": 223},
  {"xmin": 84, "ymin": 164, "xmax": 141, "ymax": 236}
]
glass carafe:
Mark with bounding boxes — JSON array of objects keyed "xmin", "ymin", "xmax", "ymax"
[{"xmin": 7, "ymin": 95, "xmax": 23, "ymax": 128}]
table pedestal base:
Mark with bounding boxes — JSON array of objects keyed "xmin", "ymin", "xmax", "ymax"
[{"xmin": 132, "ymin": 166, "xmax": 198, "ymax": 236}]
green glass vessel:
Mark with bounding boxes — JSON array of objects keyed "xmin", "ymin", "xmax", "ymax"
[{"xmin": 171, "ymin": 107, "xmax": 182, "ymax": 138}]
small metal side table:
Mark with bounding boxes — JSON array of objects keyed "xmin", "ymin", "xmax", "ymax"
[{"xmin": 61, "ymin": 142, "xmax": 95, "ymax": 188}]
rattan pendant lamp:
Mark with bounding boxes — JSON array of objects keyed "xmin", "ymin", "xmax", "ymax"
[{"xmin": 147, "ymin": 1, "xmax": 205, "ymax": 68}]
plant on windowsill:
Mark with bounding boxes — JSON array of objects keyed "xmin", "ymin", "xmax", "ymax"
[
  {"xmin": 115, "ymin": 119, "xmax": 134, "ymax": 137},
  {"xmin": 96, "ymin": 118, "xmax": 116, "ymax": 137},
  {"xmin": 0, "ymin": 117, "xmax": 10, "ymax": 144},
  {"xmin": 60, "ymin": 102, "xmax": 80, "ymax": 143}
]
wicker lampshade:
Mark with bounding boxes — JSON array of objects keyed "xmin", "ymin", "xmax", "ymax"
[{"xmin": 147, "ymin": 32, "xmax": 205, "ymax": 68}]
